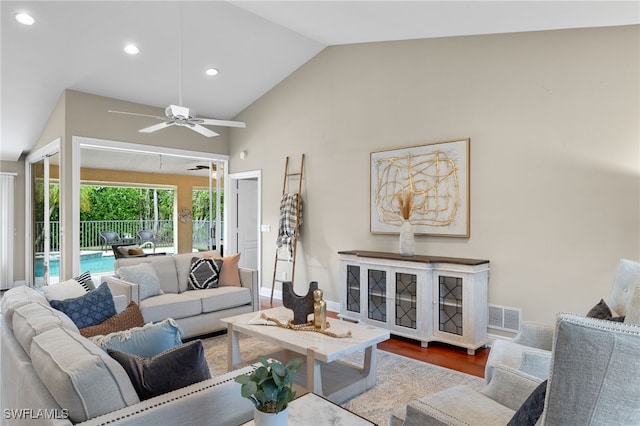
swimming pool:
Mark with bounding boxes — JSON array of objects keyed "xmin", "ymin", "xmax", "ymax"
[{"xmin": 34, "ymin": 252, "xmax": 115, "ymax": 277}]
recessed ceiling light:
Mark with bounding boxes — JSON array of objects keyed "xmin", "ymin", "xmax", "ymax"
[
  {"xmin": 205, "ymin": 68, "xmax": 219, "ymax": 76},
  {"xmin": 15, "ymin": 13, "xmax": 35, "ymax": 26},
  {"xmin": 124, "ymin": 44, "xmax": 140, "ymax": 55}
]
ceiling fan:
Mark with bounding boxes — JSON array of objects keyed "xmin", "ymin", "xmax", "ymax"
[
  {"xmin": 109, "ymin": 106, "xmax": 246, "ymax": 138},
  {"xmin": 108, "ymin": 4, "xmax": 245, "ymax": 138},
  {"xmin": 187, "ymin": 164, "xmax": 212, "ymax": 171}
]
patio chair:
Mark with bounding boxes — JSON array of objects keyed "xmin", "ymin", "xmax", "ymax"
[
  {"xmin": 99, "ymin": 230, "xmax": 120, "ymax": 251},
  {"xmin": 137, "ymin": 230, "xmax": 156, "ymax": 253}
]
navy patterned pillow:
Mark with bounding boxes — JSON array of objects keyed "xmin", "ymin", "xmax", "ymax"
[
  {"xmin": 50, "ymin": 282, "xmax": 116, "ymax": 329},
  {"xmin": 188, "ymin": 257, "xmax": 222, "ymax": 290}
]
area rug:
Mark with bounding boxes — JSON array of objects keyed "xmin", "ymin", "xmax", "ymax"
[{"xmin": 200, "ymin": 334, "xmax": 485, "ymax": 426}]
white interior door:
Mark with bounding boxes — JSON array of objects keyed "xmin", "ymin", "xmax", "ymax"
[
  {"xmin": 227, "ymin": 171, "xmax": 261, "ymax": 288},
  {"xmin": 236, "ymin": 178, "xmax": 258, "ymax": 269}
]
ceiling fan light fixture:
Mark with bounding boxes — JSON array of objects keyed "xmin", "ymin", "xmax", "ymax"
[
  {"xmin": 15, "ymin": 13, "xmax": 35, "ymax": 26},
  {"xmin": 124, "ymin": 44, "xmax": 140, "ymax": 55}
]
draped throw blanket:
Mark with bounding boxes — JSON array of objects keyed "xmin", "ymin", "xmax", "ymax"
[{"xmin": 276, "ymin": 193, "xmax": 302, "ymax": 258}]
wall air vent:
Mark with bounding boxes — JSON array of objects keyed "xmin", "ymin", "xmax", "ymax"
[{"xmin": 488, "ymin": 304, "xmax": 521, "ymax": 333}]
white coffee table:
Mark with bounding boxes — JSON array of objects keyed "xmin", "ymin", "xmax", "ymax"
[
  {"xmin": 220, "ymin": 306, "xmax": 390, "ymax": 404},
  {"xmin": 241, "ymin": 392, "xmax": 374, "ymax": 425}
]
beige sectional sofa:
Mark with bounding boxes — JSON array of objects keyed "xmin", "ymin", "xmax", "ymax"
[
  {"xmin": 102, "ymin": 250, "xmax": 259, "ymax": 338},
  {"xmin": 1, "ymin": 285, "xmax": 257, "ymax": 426}
]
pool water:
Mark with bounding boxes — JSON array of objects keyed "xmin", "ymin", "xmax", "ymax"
[{"xmin": 35, "ymin": 252, "xmax": 115, "ymax": 277}]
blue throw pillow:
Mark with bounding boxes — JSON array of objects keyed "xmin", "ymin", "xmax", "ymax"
[
  {"xmin": 91, "ymin": 318, "xmax": 183, "ymax": 358},
  {"xmin": 116, "ymin": 263, "xmax": 163, "ymax": 300},
  {"xmin": 50, "ymin": 282, "xmax": 116, "ymax": 329}
]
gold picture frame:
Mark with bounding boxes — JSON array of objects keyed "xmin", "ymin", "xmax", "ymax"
[{"xmin": 370, "ymin": 138, "xmax": 470, "ymax": 237}]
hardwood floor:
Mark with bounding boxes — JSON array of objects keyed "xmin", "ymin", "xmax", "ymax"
[{"xmin": 262, "ymin": 297, "xmax": 489, "ymax": 378}]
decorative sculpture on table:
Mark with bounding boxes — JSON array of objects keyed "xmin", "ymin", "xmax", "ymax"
[
  {"xmin": 264, "ymin": 281, "xmax": 351, "ymax": 338},
  {"xmin": 282, "ymin": 281, "xmax": 318, "ymax": 325},
  {"xmin": 313, "ymin": 289, "xmax": 327, "ymax": 331}
]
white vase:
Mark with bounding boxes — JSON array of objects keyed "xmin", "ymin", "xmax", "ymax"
[
  {"xmin": 253, "ymin": 406, "xmax": 289, "ymax": 426},
  {"xmin": 399, "ymin": 220, "xmax": 414, "ymax": 257}
]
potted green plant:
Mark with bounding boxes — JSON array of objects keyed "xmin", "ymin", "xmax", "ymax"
[{"xmin": 235, "ymin": 356, "xmax": 303, "ymax": 425}]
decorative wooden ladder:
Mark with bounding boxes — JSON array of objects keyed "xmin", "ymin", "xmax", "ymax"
[{"xmin": 270, "ymin": 154, "xmax": 305, "ymax": 307}]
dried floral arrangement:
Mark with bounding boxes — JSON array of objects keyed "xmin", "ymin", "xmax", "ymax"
[{"xmin": 396, "ymin": 191, "xmax": 413, "ymax": 221}]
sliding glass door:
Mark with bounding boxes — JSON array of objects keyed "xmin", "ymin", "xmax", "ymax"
[
  {"xmin": 192, "ymin": 160, "xmax": 224, "ymax": 253},
  {"xmin": 31, "ymin": 151, "xmax": 60, "ymax": 286}
]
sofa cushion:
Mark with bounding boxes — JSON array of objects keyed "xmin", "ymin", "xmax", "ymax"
[
  {"xmin": 50, "ymin": 282, "xmax": 117, "ymax": 329},
  {"xmin": 188, "ymin": 257, "xmax": 222, "ymax": 290},
  {"xmin": 206, "ymin": 252, "xmax": 242, "ymax": 287},
  {"xmin": 91, "ymin": 318, "xmax": 183, "ymax": 358},
  {"xmin": 182, "ymin": 286, "xmax": 252, "ymax": 313},
  {"xmin": 12, "ymin": 302, "xmax": 79, "ymax": 353},
  {"xmin": 30, "ymin": 327, "xmax": 140, "ymax": 423},
  {"xmin": 608, "ymin": 259, "xmax": 640, "ymax": 316},
  {"xmin": 139, "ymin": 293, "xmax": 202, "ymax": 323},
  {"xmin": 405, "ymin": 385, "xmax": 515, "ymax": 425},
  {"xmin": 80, "ymin": 301, "xmax": 145, "ymax": 338},
  {"xmin": 108, "ymin": 340, "xmax": 211, "ymax": 400},
  {"xmin": 116, "ymin": 255, "xmax": 179, "ymax": 294},
  {"xmin": 625, "ymin": 288, "xmax": 640, "ymax": 325},
  {"xmin": 1, "ymin": 285, "xmax": 48, "ymax": 326},
  {"xmin": 42, "ymin": 278, "xmax": 87, "ymax": 301}
]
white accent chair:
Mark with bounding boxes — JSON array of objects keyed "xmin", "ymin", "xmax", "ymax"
[
  {"xmin": 484, "ymin": 258, "xmax": 640, "ymax": 384},
  {"xmin": 394, "ymin": 313, "xmax": 640, "ymax": 426}
]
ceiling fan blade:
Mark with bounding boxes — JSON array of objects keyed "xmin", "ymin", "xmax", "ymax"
[
  {"xmin": 191, "ymin": 124, "xmax": 219, "ymax": 137},
  {"xmin": 108, "ymin": 110, "xmax": 166, "ymax": 121},
  {"xmin": 199, "ymin": 118, "xmax": 246, "ymax": 128},
  {"xmin": 139, "ymin": 122, "xmax": 174, "ymax": 133}
]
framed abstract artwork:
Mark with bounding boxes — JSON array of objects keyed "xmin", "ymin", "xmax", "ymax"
[{"xmin": 370, "ymin": 138, "xmax": 470, "ymax": 237}]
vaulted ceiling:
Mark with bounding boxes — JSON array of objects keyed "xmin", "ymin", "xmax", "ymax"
[{"xmin": 1, "ymin": 1, "xmax": 637, "ymax": 162}]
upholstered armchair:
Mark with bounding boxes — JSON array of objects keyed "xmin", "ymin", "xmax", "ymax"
[
  {"xmin": 484, "ymin": 321, "xmax": 554, "ymax": 383},
  {"xmin": 485, "ymin": 258, "xmax": 640, "ymax": 384},
  {"xmin": 393, "ymin": 313, "xmax": 640, "ymax": 426}
]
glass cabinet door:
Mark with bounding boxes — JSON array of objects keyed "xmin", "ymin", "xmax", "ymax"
[
  {"xmin": 345, "ymin": 264, "xmax": 361, "ymax": 314},
  {"xmin": 438, "ymin": 275, "xmax": 463, "ymax": 336},
  {"xmin": 395, "ymin": 272, "xmax": 417, "ymax": 330},
  {"xmin": 367, "ymin": 268, "xmax": 386, "ymax": 322}
]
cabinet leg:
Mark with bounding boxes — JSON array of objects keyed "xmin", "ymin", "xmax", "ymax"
[
  {"xmin": 420, "ymin": 341, "xmax": 429, "ymax": 348},
  {"xmin": 467, "ymin": 348, "xmax": 476, "ymax": 356}
]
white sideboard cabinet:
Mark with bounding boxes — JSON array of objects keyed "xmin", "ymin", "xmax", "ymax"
[{"xmin": 338, "ymin": 250, "xmax": 490, "ymax": 355}]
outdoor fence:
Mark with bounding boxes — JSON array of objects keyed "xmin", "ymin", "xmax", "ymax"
[
  {"xmin": 34, "ymin": 219, "xmax": 217, "ymax": 253},
  {"xmin": 35, "ymin": 220, "xmax": 174, "ymax": 252}
]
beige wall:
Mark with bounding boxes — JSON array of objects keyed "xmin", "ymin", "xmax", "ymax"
[
  {"xmin": 230, "ymin": 25, "xmax": 640, "ymax": 324},
  {"xmin": 0, "ymin": 160, "xmax": 26, "ymax": 282},
  {"xmin": 8, "ymin": 26, "xmax": 639, "ymax": 325}
]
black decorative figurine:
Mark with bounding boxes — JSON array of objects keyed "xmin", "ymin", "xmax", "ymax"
[{"xmin": 282, "ymin": 281, "xmax": 318, "ymax": 325}]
